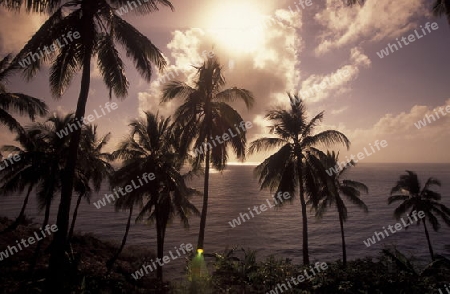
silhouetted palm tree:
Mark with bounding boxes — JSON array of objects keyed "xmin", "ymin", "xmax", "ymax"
[
  {"xmin": 308, "ymin": 150, "xmax": 368, "ymax": 267},
  {"xmin": 0, "ymin": 54, "xmax": 47, "ymax": 135},
  {"xmin": 0, "ymin": 114, "xmax": 78, "ymax": 276},
  {"xmin": 0, "ymin": 131, "xmax": 48, "ymax": 233},
  {"xmin": 109, "ymin": 112, "xmax": 200, "ymax": 280},
  {"xmin": 433, "ymin": 0, "xmax": 450, "ymax": 24},
  {"xmin": 249, "ymin": 95, "xmax": 350, "ymax": 265},
  {"xmin": 68, "ymin": 124, "xmax": 114, "ymax": 241},
  {"xmin": 10, "ymin": 0, "xmax": 173, "ymax": 287},
  {"xmin": 161, "ymin": 57, "xmax": 254, "ymax": 250},
  {"xmin": 0, "ymin": 115, "xmax": 73, "ymax": 233},
  {"xmin": 389, "ymin": 170, "xmax": 450, "ymax": 261}
]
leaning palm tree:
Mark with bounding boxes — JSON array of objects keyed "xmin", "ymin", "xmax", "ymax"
[
  {"xmin": 388, "ymin": 170, "xmax": 450, "ymax": 261},
  {"xmin": 0, "ymin": 114, "xmax": 73, "ymax": 234},
  {"xmin": 109, "ymin": 112, "xmax": 200, "ymax": 280},
  {"xmin": 249, "ymin": 95, "xmax": 350, "ymax": 265},
  {"xmin": 0, "ymin": 130, "xmax": 48, "ymax": 234},
  {"xmin": 161, "ymin": 57, "xmax": 254, "ymax": 250},
  {"xmin": 68, "ymin": 124, "xmax": 114, "ymax": 241},
  {"xmin": 307, "ymin": 150, "xmax": 368, "ymax": 267},
  {"xmin": 0, "ymin": 54, "xmax": 47, "ymax": 135},
  {"xmin": 10, "ymin": 0, "xmax": 173, "ymax": 287}
]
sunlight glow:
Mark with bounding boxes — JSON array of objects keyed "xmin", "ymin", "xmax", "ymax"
[{"xmin": 205, "ymin": 3, "xmax": 265, "ymax": 53}]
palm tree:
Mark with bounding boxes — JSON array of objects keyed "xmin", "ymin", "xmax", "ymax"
[
  {"xmin": 0, "ymin": 131, "xmax": 45, "ymax": 233},
  {"xmin": 0, "ymin": 114, "xmax": 72, "ymax": 233},
  {"xmin": 68, "ymin": 124, "xmax": 114, "ymax": 241},
  {"xmin": 0, "ymin": 114, "xmax": 77, "ymax": 276},
  {"xmin": 10, "ymin": 0, "xmax": 173, "ymax": 287},
  {"xmin": 110, "ymin": 112, "xmax": 200, "ymax": 280},
  {"xmin": 0, "ymin": 54, "xmax": 47, "ymax": 135},
  {"xmin": 432, "ymin": 0, "xmax": 450, "ymax": 24},
  {"xmin": 388, "ymin": 170, "xmax": 450, "ymax": 261},
  {"xmin": 307, "ymin": 150, "xmax": 368, "ymax": 267},
  {"xmin": 161, "ymin": 57, "xmax": 254, "ymax": 250},
  {"xmin": 249, "ymin": 95, "xmax": 350, "ymax": 265}
]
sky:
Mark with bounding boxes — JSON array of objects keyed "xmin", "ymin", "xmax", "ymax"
[{"xmin": 0, "ymin": 0, "xmax": 449, "ymax": 163}]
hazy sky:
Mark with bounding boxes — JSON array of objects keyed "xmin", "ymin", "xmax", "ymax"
[{"xmin": 0, "ymin": 0, "xmax": 449, "ymax": 163}]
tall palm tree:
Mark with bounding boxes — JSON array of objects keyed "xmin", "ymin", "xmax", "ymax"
[
  {"xmin": 249, "ymin": 95, "xmax": 350, "ymax": 265},
  {"xmin": 307, "ymin": 150, "xmax": 368, "ymax": 267},
  {"xmin": 68, "ymin": 124, "xmax": 114, "ymax": 241},
  {"xmin": 10, "ymin": 1, "xmax": 173, "ymax": 287},
  {"xmin": 161, "ymin": 57, "xmax": 254, "ymax": 250},
  {"xmin": 0, "ymin": 54, "xmax": 47, "ymax": 135},
  {"xmin": 388, "ymin": 170, "xmax": 450, "ymax": 261},
  {"xmin": 110, "ymin": 112, "xmax": 200, "ymax": 280}
]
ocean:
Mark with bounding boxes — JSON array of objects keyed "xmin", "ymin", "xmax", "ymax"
[{"xmin": 1, "ymin": 163, "xmax": 449, "ymax": 281}]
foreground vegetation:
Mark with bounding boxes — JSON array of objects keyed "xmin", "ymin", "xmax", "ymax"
[
  {"xmin": 1, "ymin": 217, "xmax": 449, "ymax": 294},
  {"xmin": 1, "ymin": 0, "xmax": 450, "ymax": 292}
]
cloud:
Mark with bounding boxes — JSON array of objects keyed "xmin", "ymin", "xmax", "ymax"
[
  {"xmin": 373, "ymin": 101, "xmax": 450, "ymax": 138},
  {"xmin": 331, "ymin": 106, "xmax": 349, "ymax": 115},
  {"xmin": 314, "ymin": 100, "xmax": 450, "ymax": 163},
  {"xmin": 0, "ymin": 8, "xmax": 46, "ymax": 55},
  {"xmin": 314, "ymin": 0, "xmax": 427, "ymax": 55},
  {"xmin": 297, "ymin": 47, "xmax": 371, "ymax": 103},
  {"xmin": 138, "ymin": 8, "xmax": 304, "ymax": 137}
]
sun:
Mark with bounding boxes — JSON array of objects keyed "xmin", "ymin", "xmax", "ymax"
[{"xmin": 204, "ymin": 3, "xmax": 265, "ymax": 53}]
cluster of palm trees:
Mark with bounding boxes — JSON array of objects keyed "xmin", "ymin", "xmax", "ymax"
[{"xmin": 1, "ymin": 0, "xmax": 450, "ymax": 292}]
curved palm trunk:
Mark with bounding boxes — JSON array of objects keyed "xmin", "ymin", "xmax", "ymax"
[
  {"xmin": 47, "ymin": 25, "xmax": 93, "ymax": 291},
  {"xmin": 107, "ymin": 206, "xmax": 133, "ymax": 271},
  {"xmin": 68, "ymin": 193, "xmax": 83, "ymax": 241},
  {"xmin": 29, "ymin": 200, "xmax": 51, "ymax": 275},
  {"xmin": 338, "ymin": 210, "xmax": 347, "ymax": 267},
  {"xmin": 422, "ymin": 219, "xmax": 434, "ymax": 261},
  {"xmin": 1, "ymin": 184, "xmax": 33, "ymax": 234},
  {"xmin": 197, "ymin": 148, "xmax": 210, "ymax": 250},
  {"xmin": 297, "ymin": 156, "xmax": 310, "ymax": 265}
]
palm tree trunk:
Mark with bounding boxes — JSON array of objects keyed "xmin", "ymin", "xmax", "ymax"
[
  {"xmin": 29, "ymin": 201, "xmax": 51, "ymax": 275},
  {"xmin": 1, "ymin": 184, "xmax": 33, "ymax": 234},
  {"xmin": 68, "ymin": 193, "xmax": 83, "ymax": 241},
  {"xmin": 422, "ymin": 219, "xmax": 434, "ymax": 261},
  {"xmin": 444, "ymin": 0, "xmax": 450, "ymax": 25},
  {"xmin": 197, "ymin": 148, "xmax": 210, "ymax": 250},
  {"xmin": 338, "ymin": 211, "xmax": 347, "ymax": 267},
  {"xmin": 297, "ymin": 156, "xmax": 310, "ymax": 265},
  {"xmin": 155, "ymin": 209, "xmax": 165, "ymax": 281},
  {"xmin": 47, "ymin": 26, "xmax": 93, "ymax": 291},
  {"xmin": 107, "ymin": 206, "xmax": 133, "ymax": 271}
]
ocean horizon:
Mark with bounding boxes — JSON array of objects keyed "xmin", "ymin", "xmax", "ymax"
[{"xmin": 1, "ymin": 163, "xmax": 449, "ymax": 281}]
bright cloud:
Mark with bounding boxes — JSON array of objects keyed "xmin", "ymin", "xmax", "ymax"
[{"xmin": 314, "ymin": 0, "xmax": 427, "ymax": 55}]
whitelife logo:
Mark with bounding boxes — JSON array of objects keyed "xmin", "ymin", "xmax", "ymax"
[
  {"xmin": 93, "ymin": 172, "xmax": 156, "ymax": 209},
  {"xmin": 131, "ymin": 243, "xmax": 193, "ymax": 280},
  {"xmin": 56, "ymin": 102, "xmax": 118, "ymax": 139},
  {"xmin": 325, "ymin": 140, "xmax": 388, "ymax": 176},
  {"xmin": 228, "ymin": 192, "xmax": 291, "ymax": 228},
  {"xmin": 0, "ymin": 153, "xmax": 21, "ymax": 171},
  {"xmin": 363, "ymin": 210, "xmax": 425, "ymax": 247},
  {"xmin": 376, "ymin": 22, "xmax": 439, "ymax": 59},
  {"xmin": 414, "ymin": 106, "xmax": 450, "ymax": 129},
  {"xmin": 194, "ymin": 121, "xmax": 253, "ymax": 156},
  {"xmin": 0, "ymin": 224, "xmax": 58, "ymax": 261},
  {"xmin": 18, "ymin": 31, "xmax": 80, "ymax": 68}
]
